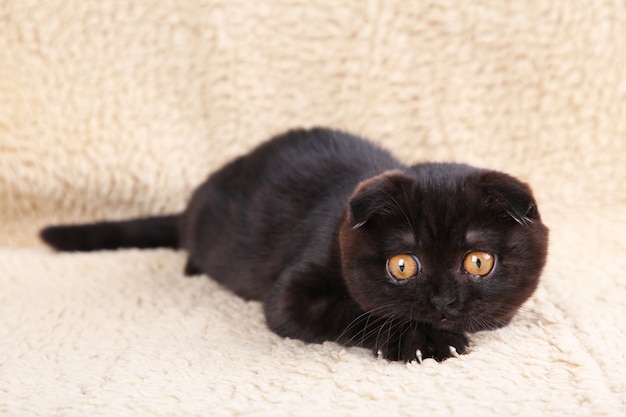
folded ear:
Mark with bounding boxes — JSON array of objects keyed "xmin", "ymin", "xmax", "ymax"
[
  {"xmin": 476, "ymin": 171, "xmax": 540, "ymax": 225},
  {"xmin": 349, "ymin": 170, "xmax": 414, "ymax": 228}
]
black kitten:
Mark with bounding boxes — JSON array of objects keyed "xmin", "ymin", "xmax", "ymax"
[{"xmin": 41, "ymin": 128, "xmax": 549, "ymax": 362}]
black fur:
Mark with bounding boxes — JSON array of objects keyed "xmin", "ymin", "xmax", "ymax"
[
  {"xmin": 41, "ymin": 215, "xmax": 179, "ymax": 251},
  {"xmin": 41, "ymin": 127, "xmax": 549, "ymax": 362}
]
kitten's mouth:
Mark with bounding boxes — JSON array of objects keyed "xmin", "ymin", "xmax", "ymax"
[{"xmin": 434, "ymin": 317, "xmax": 460, "ymax": 330}]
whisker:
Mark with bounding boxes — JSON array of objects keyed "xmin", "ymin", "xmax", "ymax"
[
  {"xmin": 337, "ymin": 304, "xmax": 394, "ymax": 339},
  {"xmin": 396, "ymin": 318, "xmax": 414, "ymax": 355},
  {"xmin": 375, "ymin": 317, "xmax": 396, "ymax": 350},
  {"xmin": 514, "ymin": 306, "xmax": 559, "ymax": 325},
  {"xmin": 343, "ymin": 315, "xmax": 391, "ymax": 347},
  {"xmin": 337, "ymin": 304, "xmax": 398, "ymax": 346}
]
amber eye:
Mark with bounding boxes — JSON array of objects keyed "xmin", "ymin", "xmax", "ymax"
[
  {"xmin": 387, "ymin": 254, "xmax": 420, "ymax": 281},
  {"xmin": 463, "ymin": 251, "xmax": 495, "ymax": 276}
]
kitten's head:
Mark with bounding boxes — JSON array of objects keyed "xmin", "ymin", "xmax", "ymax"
[{"xmin": 339, "ymin": 164, "xmax": 549, "ymax": 333}]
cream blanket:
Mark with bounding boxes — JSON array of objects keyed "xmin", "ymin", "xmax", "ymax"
[{"xmin": 1, "ymin": 1, "xmax": 625, "ymax": 416}]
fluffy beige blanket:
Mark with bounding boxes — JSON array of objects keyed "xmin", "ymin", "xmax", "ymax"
[{"xmin": 2, "ymin": 1, "xmax": 625, "ymax": 415}]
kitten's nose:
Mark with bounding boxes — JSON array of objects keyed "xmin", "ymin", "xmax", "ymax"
[{"xmin": 431, "ymin": 295, "xmax": 456, "ymax": 314}]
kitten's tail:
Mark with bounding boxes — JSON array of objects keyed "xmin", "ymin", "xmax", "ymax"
[{"xmin": 40, "ymin": 214, "xmax": 181, "ymax": 252}]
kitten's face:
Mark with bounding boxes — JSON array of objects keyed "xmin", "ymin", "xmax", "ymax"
[{"xmin": 339, "ymin": 165, "xmax": 549, "ymax": 333}]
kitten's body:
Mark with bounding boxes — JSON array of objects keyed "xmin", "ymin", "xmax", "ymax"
[{"xmin": 41, "ymin": 128, "xmax": 548, "ymax": 362}]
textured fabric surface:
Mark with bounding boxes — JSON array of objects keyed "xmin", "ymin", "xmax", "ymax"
[{"xmin": 1, "ymin": 1, "xmax": 625, "ymax": 416}]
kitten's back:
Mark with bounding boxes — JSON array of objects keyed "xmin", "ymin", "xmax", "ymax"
[{"xmin": 181, "ymin": 128, "xmax": 404, "ymax": 299}]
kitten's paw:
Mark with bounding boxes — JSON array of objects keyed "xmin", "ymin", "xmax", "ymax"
[
  {"xmin": 448, "ymin": 345, "xmax": 460, "ymax": 358},
  {"xmin": 371, "ymin": 323, "xmax": 468, "ymax": 363},
  {"xmin": 375, "ymin": 345, "xmax": 426, "ymax": 362},
  {"xmin": 422, "ymin": 328, "xmax": 468, "ymax": 362},
  {"xmin": 373, "ymin": 324, "xmax": 426, "ymax": 362}
]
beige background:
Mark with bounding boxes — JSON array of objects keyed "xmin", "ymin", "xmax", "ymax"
[{"xmin": 1, "ymin": 1, "xmax": 625, "ymax": 416}]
